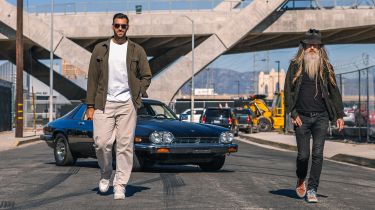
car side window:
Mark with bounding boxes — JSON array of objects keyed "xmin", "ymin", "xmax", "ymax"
[{"xmin": 72, "ymin": 105, "xmax": 86, "ymax": 120}]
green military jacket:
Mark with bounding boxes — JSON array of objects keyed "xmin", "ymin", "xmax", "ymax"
[
  {"xmin": 86, "ymin": 38, "xmax": 152, "ymax": 110},
  {"xmin": 284, "ymin": 61, "xmax": 345, "ymax": 122}
]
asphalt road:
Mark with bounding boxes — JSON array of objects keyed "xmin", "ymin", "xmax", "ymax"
[{"xmin": 0, "ymin": 139, "xmax": 374, "ymax": 210}]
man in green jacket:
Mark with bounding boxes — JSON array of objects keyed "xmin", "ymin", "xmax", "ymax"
[
  {"xmin": 86, "ymin": 13, "xmax": 151, "ymax": 200},
  {"xmin": 284, "ymin": 29, "xmax": 344, "ymax": 203}
]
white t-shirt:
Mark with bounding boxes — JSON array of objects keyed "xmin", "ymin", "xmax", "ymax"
[{"xmin": 107, "ymin": 39, "xmax": 131, "ymax": 102}]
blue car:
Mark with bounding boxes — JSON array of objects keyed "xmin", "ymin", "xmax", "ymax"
[{"xmin": 41, "ymin": 99, "xmax": 238, "ymax": 171}]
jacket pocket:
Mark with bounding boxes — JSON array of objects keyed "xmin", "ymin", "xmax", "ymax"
[{"xmin": 130, "ymin": 58, "xmax": 139, "ymax": 73}]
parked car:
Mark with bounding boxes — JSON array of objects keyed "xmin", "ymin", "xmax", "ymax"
[
  {"xmin": 178, "ymin": 108, "xmax": 204, "ymax": 123},
  {"xmin": 343, "ymin": 106, "xmax": 356, "ymax": 126},
  {"xmin": 233, "ymin": 108, "xmax": 258, "ymax": 133},
  {"xmin": 199, "ymin": 107, "xmax": 239, "ymax": 136},
  {"xmin": 40, "ymin": 99, "xmax": 238, "ymax": 171}
]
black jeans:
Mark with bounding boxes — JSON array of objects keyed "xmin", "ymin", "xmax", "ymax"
[{"xmin": 295, "ymin": 112, "xmax": 329, "ymax": 192}]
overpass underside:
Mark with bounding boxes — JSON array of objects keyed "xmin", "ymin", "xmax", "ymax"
[{"xmin": 1, "ymin": 0, "xmax": 375, "ymax": 102}]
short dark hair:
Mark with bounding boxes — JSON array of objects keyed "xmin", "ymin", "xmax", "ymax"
[{"xmin": 113, "ymin": 13, "xmax": 129, "ymax": 24}]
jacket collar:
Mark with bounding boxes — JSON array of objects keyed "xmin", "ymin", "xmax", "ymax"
[{"xmin": 101, "ymin": 36, "xmax": 135, "ymax": 51}]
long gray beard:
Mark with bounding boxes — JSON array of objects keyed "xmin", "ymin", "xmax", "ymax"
[{"xmin": 304, "ymin": 51, "xmax": 321, "ymax": 80}]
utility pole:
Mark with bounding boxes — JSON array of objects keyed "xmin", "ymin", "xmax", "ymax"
[{"xmin": 15, "ymin": 0, "xmax": 24, "ymax": 137}]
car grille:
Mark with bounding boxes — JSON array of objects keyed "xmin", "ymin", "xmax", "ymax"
[{"xmin": 174, "ymin": 137, "xmax": 219, "ymax": 144}]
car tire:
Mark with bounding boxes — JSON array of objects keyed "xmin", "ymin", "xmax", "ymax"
[
  {"xmin": 199, "ymin": 155, "xmax": 225, "ymax": 171},
  {"xmin": 247, "ymin": 126, "xmax": 253, "ymax": 134},
  {"xmin": 232, "ymin": 126, "xmax": 239, "ymax": 136},
  {"xmin": 258, "ymin": 117, "xmax": 272, "ymax": 132},
  {"xmin": 54, "ymin": 134, "xmax": 77, "ymax": 166}
]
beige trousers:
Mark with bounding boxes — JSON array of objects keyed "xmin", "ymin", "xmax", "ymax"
[{"xmin": 93, "ymin": 100, "xmax": 137, "ymax": 186}]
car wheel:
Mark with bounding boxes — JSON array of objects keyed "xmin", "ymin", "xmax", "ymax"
[
  {"xmin": 54, "ymin": 134, "xmax": 77, "ymax": 166},
  {"xmin": 231, "ymin": 126, "xmax": 239, "ymax": 136},
  {"xmin": 199, "ymin": 155, "xmax": 225, "ymax": 171},
  {"xmin": 258, "ymin": 117, "xmax": 272, "ymax": 132},
  {"xmin": 247, "ymin": 126, "xmax": 253, "ymax": 134}
]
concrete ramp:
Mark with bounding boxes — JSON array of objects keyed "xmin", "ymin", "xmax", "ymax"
[
  {"xmin": 0, "ymin": 0, "xmax": 90, "ymax": 73},
  {"xmin": 148, "ymin": 0, "xmax": 287, "ymax": 103},
  {"xmin": 0, "ymin": 45, "xmax": 86, "ymax": 100}
]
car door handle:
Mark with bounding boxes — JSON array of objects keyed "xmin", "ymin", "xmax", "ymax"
[{"xmin": 79, "ymin": 122, "xmax": 85, "ymax": 125}]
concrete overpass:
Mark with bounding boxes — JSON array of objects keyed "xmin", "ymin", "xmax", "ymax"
[{"xmin": 1, "ymin": 0, "xmax": 375, "ymax": 102}]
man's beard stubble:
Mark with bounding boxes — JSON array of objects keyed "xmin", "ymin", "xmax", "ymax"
[{"xmin": 304, "ymin": 50, "xmax": 321, "ymax": 80}]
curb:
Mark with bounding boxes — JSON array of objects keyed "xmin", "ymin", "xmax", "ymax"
[
  {"xmin": 14, "ymin": 137, "xmax": 41, "ymax": 147},
  {"xmin": 330, "ymin": 154, "xmax": 375, "ymax": 168},
  {"xmin": 238, "ymin": 134, "xmax": 375, "ymax": 169},
  {"xmin": 238, "ymin": 134, "xmax": 297, "ymax": 151}
]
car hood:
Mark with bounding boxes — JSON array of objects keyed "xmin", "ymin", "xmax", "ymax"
[{"xmin": 136, "ymin": 118, "xmax": 228, "ymax": 137}]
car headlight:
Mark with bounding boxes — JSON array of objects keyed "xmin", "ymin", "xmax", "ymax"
[
  {"xmin": 220, "ymin": 132, "xmax": 234, "ymax": 144},
  {"xmin": 150, "ymin": 131, "xmax": 174, "ymax": 144},
  {"xmin": 162, "ymin": 132, "xmax": 174, "ymax": 144},
  {"xmin": 150, "ymin": 132, "xmax": 163, "ymax": 144}
]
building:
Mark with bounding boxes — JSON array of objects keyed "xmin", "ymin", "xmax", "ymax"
[
  {"xmin": 0, "ymin": 61, "xmax": 73, "ymax": 128},
  {"xmin": 258, "ymin": 68, "xmax": 286, "ymax": 98},
  {"xmin": 0, "ymin": 79, "xmax": 12, "ymax": 131},
  {"xmin": 62, "ymin": 59, "xmax": 86, "ymax": 80}
]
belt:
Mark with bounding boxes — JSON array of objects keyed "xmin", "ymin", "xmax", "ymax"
[{"xmin": 298, "ymin": 111, "xmax": 325, "ymax": 118}]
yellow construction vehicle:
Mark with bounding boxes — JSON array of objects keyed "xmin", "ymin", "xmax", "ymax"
[{"xmin": 241, "ymin": 91, "xmax": 285, "ymax": 132}]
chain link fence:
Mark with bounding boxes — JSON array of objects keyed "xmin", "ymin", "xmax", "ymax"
[{"xmin": 332, "ymin": 65, "xmax": 375, "ymax": 142}]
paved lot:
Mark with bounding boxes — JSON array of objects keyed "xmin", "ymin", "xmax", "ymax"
[{"xmin": 0, "ymin": 140, "xmax": 374, "ymax": 209}]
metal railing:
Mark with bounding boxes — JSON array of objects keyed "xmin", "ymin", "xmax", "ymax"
[
  {"xmin": 24, "ymin": 0, "xmax": 252, "ymax": 15},
  {"xmin": 22, "ymin": 0, "xmax": 374, "ymax": 15},
  {"xmin": 281, "ymin": 0, "xmax": 375, "ymax": 10}
]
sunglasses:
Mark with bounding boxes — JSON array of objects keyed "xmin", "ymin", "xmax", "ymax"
[
  {"xmin": 308, "ymin": 29, "xmax": 320, "ymax": 34},
  {"xmin": 306, "ymin": 44, "xmax": 320, "ymax": 49},
  {"xmin": 113, "ymin": 24, "xmax": 128, "ymax": 29}
]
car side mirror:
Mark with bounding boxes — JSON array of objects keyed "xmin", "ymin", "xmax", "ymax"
[{"xmin": 180, "ymin": 114, "xmax": 188, "ymax": 121}]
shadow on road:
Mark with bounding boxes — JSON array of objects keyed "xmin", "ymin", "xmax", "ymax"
[
  {"xmin": 92, "ymin": 185, "xmax": 151, "ymax": 197},
  {"xmin": 269, "ymin": 189, "xmax": 300, "ymax": 199},
  {"xmin": 269, "ymin": 189, "xmax": 328, "ymax": 200}
]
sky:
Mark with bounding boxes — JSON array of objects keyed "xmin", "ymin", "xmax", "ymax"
[{"xmin": 3, "ymin": 0, "xmax": 375, "ymax": 73}]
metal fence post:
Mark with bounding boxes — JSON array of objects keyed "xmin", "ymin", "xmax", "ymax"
[
  {"xmin": 366, "ymin": 68, "xmax": 370, "ymax": 142},
  {"xmin": 358, "ymin": 70, "xmax": 361, "ymax": 141}
]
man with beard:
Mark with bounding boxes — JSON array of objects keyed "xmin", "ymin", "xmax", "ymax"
[
  {"xmin": 284, "ymin": 29, "xmax": 345, "ymax": 203},
  {"xmin": 86, "ymin": 13, "xmax": 152, "ymax": 200}
]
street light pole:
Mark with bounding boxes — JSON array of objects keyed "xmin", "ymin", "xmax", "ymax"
[
  {"xmin": 49, "ymin": 0, "xmax": 54, "ymax": 122},
  {"xmin": 236, "ymin": 80, "xmax": 240, "ymax": 97},
  {"xmin": 275, "ymin": 61, "xmax": 280, "ymax": 92},
  {"xmin": 181, "ymin": 15, "xmax": 195, "ymax": 123}
]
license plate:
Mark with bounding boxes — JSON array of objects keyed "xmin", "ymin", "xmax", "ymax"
[
  {"xmin": 193, "ymin": 149, "xmax": 211, "ymax": 153},
  {"xmin": 213, "ymin": 120, "xmax": 220, "ymax": 124}
]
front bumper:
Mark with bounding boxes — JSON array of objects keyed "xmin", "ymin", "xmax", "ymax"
[
  {"xmin": 40, "ymin": 134, "xmax": 54, "ymax": 148},
  {"xmin": 136, "ymin": 143, "xmax": 238, "ymax": 154},
  {"xmin": 135, "ymin": 143, "xmax": 238, "ymax": 164}
]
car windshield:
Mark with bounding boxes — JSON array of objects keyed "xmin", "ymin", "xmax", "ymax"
[
  {"xmin": 205, "ymin": 108, "xmax": 230, "ymax": 117},
  {"xmin": 138, "ymin": 102, "xmax": 177, "ymax": 120},
  {"xmin": 234, "ymin": 109, "xmax": 251, "ymax": 115}
]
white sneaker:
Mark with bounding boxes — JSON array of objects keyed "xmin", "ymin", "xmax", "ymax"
[
  {"xmin": 98, "ymin": 179, "xmax": 110, "ymax": 193},
  {"xmin": 114, "ymin": 185, "xmax": 125, "ymax": 200},
  {"xmin": 306, "ymin": 189, "xmax": 318, "ymax": 203}
]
